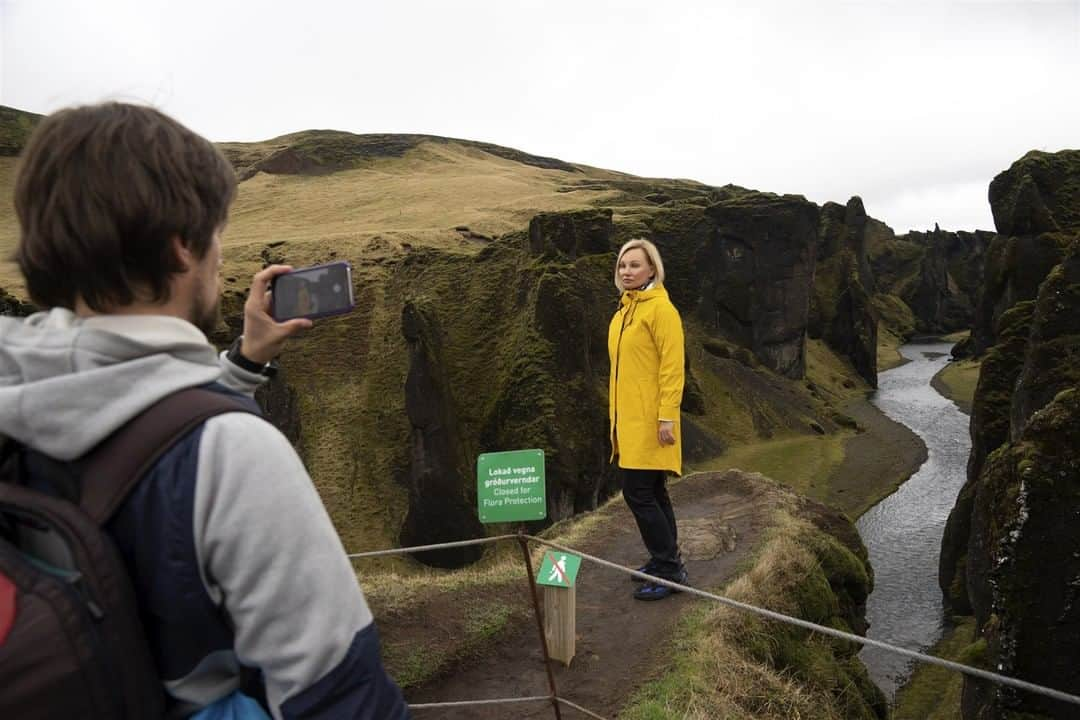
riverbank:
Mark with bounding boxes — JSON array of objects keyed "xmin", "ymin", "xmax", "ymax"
[
  {"xmin": 930, "ymin": 358, "xmax": 980, "ymax": 415},
  {"xmin": 713, "ymin": 395, "xmax": 926, "ymax": 522},
  {"xmin": 826, "ymin": 396, "xmax": 928, "ymax": 519}
]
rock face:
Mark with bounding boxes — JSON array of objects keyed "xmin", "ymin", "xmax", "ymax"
[
  {"xmin": 386, "ymin": 214, "xmax": 622, "ymax": 566},
  {"xmin": 647, "ymin": 191, "xmax": 819, "ymax": 380},
  {"xmin": 0, "ymin": 287, "xmax": 37, "ymax": 316},
  {"xmin": 938, "ymin": 149, "xmax": 1080, "ymax": 719},
  {"xmin": 866, "ymin": 219, "xmax": 991, "ymax": 340},
  {"xmin": 902, "ymin": 226, "xmax": 993, "ymax": 335},
  {"xmin": 970, "ymin": 151, "xmax": 1080, "ymax": 354},
  {"xmin": 703, "ymin": 193, "xmax": 819, "ymax": 379},
  {"xmin": 399, "ymin": 300, "xmax": 486, "ymax": 567},
  {"xmin": 810, "ymin": 197, "xmax": 878, "ymax": 386},
  {"xmin": 972, "ymin": 232, "xmax": 1069, "ymax": 355},
  {"xmin": 528, "ymin": 208, "xmax": 613, "ymax": 259}
]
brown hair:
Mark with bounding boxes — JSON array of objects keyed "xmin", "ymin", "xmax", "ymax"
[{"xmin": 13, "ymin": 102, "xmax": 237, "ymax": 311}]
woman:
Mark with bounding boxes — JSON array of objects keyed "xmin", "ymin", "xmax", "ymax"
[{"xmin": 607, "ymin": 238, "xmax": 688, "ymax": 601}]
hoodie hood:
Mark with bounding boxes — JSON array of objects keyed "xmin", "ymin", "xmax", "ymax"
[{"xmin": 0, "ymin": 308, "xmax": 223, "ymax": 459}]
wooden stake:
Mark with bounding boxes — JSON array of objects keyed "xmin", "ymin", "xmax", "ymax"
[{"xmin": 543, "ymin": 584, "xmax": 576, "ymax": 667}]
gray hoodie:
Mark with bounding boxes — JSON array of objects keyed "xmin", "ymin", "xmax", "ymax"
[{"xmin": 0, "ymin": 308, "xmax": 379, "ymax": 718}]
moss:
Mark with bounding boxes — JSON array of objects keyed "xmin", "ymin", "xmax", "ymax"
[
  {"xmin": 621, "ymin": 508, "xmax": 884, "ymax": 720},
  {"xmin": 892, "ymin": 616, "xmax": 977, "ymax": 720},
  {"xmin": 871, "ymin": 292, "xmax": 916, "ymax": 339},
  {"xmin": 0, "ymin": 105, "xmax": 42, "ymax": 156}
]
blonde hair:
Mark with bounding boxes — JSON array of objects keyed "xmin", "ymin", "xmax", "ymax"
[{"xmin": 614, "ymin": 238, "xmax": 666, "ymax": 292}]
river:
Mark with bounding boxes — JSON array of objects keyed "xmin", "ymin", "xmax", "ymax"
[{"xmin": 856, "ymin": 341, "xmax": 972, "ymax": 700}]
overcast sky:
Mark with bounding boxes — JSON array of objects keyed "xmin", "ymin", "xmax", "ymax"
[{"xmin": 2, "ymin": 0, "xmax": 1078, "ymax": 233}]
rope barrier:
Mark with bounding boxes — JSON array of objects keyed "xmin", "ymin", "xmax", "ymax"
[
  {"xmin": 523, "ymin": 534, "xmax": 1080, "ymax": 708},
  {"xmin": 350, "ymin": 532, "xmax": 1080, "ymax": 713},
  {"xmin": 555, "ymin": 697, "xmax": 610, "ymax": 719},
  {"xmin": 346, "ymin": 534, "xmax": 516, "ymax": 559},
  {"xmin": 409, "ymin": 694, "xmax": 552, "ymax": 710}
]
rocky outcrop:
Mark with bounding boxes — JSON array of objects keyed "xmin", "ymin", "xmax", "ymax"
[
  {"xmin": 636, "ymin": 192, "xmax": 819, "ymax": 380},
  {"xmin": 938, "ymin": 148, "xmax": 1080, "ymax": 719},
  {"xmin": 527, "ymin": 208, "xmax": 613, "ymax": 259},
  {"xmin": 702, "ymin": 193, "xmax": 819, "ymax": 379},
  {"xmin": 0, "ymin": 287, "xmax": 37, "ymax": 316},
  {"xmin": 972, "ymin": 232, "xmax": 1069, "ymax": 355},
  {"xmin": 902, "ymin": 226, "xmax": 993, "ymax": 335},
  {"xmin": 989, "ymin": 150, "xmax": 1080, "ymax": 237},
  {"xmin": 970, "ymin": 151, "xmax": 1080, "ymax": 354},
  {"xmin": 399, "ymin": 300, "xmax": 486, "ymax": 567},
  {"xmin": 939, "ymin": 301, "xmax": 1034, "ymax": 612},
  {"xmin": 865, "ymin": 217, "xmax": 991, "ymax": 339},
  {"xmin": 810, "ymin": 197, "xmax": 878, "ymax": 386}
]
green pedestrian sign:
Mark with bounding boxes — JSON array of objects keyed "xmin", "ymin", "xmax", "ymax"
[
  {"xmin": 476, "ymin": 449, "xmax": 546, "ymax": 523},
  {"xmin": 536, "ymin": 551, "xmax": 582, "ymax": 588}
]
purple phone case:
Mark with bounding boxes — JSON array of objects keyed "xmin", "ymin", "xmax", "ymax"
[{"xmin": 270, "ymin": 261, "xmax": 355, "ymax": 322}]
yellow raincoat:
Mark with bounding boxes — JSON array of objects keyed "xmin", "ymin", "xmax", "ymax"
[{"xmin": 607, "ymin": 285, "xmax": 685, "ymax": 475}]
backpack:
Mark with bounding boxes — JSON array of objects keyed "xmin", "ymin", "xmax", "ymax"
[{"xmin": 0, "ymin": 387, "xmax": 254, "ymax": 720}]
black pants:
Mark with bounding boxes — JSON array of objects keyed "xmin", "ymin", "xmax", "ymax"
[{"xmin": 622, "ymin": 468, "xmax": 682, "ymax": 579}]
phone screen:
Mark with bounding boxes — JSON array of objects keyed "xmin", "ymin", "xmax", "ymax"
[{"xmin": 271, "ymin": 261, "xmax": 355, "ymax": 321}]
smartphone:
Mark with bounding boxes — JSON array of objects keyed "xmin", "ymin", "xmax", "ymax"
[{"xmin": 270, "ymin": 261, "xmax": 355, "ymax": 321}]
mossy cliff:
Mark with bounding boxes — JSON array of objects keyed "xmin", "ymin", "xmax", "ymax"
[
  {"xmin": 938, "ymin": 149, "xmax": 1080, "ymax": 720},
  {"xmin": 866, "ymin": 218, "xmax": 992, "ymax": 340},
  {"xmin": 809, "ymin": 197, "xmax": 878, "ymax": 386},
  {"xmin": 971, "ymin": 151, "xmax": 1080, "ymax": 355}
]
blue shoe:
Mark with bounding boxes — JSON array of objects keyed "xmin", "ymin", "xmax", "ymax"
[
  {"xmin": 631, "ymin": 561, "xmax": 657, "ymax": 583},
  {"xmin": 633, "ymin": 569, "xmax": 688, "ymax": 601},
  {"xmin": 633, "ymin": 581, "xmax": 676, "ymax": 601}
]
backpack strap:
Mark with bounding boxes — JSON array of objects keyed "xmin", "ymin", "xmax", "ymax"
[{"xmin": 78, "ymin": 387, "xmax": 256, "ymax": 524}]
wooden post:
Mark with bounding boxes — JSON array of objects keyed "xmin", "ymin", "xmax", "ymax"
[{"xmin": 543, "ymin": 584, "xmax": 576, "ymax": 666}]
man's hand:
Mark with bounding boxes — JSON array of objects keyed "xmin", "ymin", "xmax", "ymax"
[
  {"xmin": 240, "ymin": 265, "xmax": 313, "ymax": 364},
  {"xmin": 658, "ymin": 420, "xmax": 676, "ymax": 446}
]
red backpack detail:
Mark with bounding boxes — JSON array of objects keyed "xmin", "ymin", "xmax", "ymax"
[{"xmin": 0, "ymin": 388, "xmax": 254, "ymax": 720}]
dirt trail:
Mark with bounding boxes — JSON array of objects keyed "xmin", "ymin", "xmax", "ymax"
[{"xmin": 404, "ymin": 470, "xmax": 777, "ymax": 719}]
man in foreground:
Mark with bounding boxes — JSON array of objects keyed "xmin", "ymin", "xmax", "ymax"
[{"xmin": 0, "ymin": 102, "xmax": 410, "ymax": 719}]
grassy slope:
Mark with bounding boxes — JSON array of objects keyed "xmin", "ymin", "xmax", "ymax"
[
  {"xmin": 621, "ymin": 506, "xmax": 883, "ymax": 720},
  {"xmin": 932, "ymin": 359, "xmax": 980, "ymax": 415},
  {"xmin": 0, "ymin": 158, "xmax": 21, "ymax": 292},
  {"xmin": 892, "ymin": 617, "xmax": 979, "ymax": 720},
  {"xmin": 697, "ymin": 339, "xmax": 882, "ymax": 518},
  {"xmin": 225, "ymin": 141, "xmax": 620, "ymax": 251}
]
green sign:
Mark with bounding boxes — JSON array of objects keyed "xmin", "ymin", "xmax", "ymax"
[
  {"xmin": 476, "ymin": 449, "xmax": 546, "ymax": 523},
  {"xmin": 536, "ymin": 551, "xmax": 582, "ymax": 588}
]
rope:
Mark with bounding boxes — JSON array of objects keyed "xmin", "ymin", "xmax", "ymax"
[
  {"xmin": 556, "ymin": 697, "xmax": 610, "ymax": 719},
  {"xmin": 523, "ymin": 534, "xmax": 1080, "ymax": 708},
  {"xmin": 347, "ymin": 534, "xmax": 515, "ymax": 559},
  {"xmin": 350, "ymin": 532, "xmax": 1080, "ymax": 709},
  {"xmin": 409, "ymin": 694, "xmax": 552, "ymax": 710}
]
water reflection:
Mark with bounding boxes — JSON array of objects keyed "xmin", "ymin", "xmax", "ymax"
[{"xmin": 856, "ymin": 342, "xmax": 972, "ymax": 699}]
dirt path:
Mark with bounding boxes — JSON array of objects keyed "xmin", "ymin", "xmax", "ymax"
[
  {"xmin": 401, "ymin": 400, "xmax": 928, "ymax": 717},
  {"xmin": 404, "ymin": 470, "xmax": 776, "ymax": 718}
]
